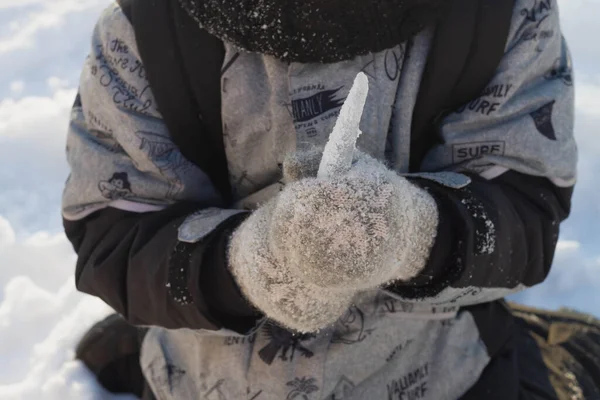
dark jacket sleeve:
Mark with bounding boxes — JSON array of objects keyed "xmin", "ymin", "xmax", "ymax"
[
  {"xmin": 62, "ymin": 6, "xmax": 260, "ymax": 333},
  {"xmin": 387, "ymin": 171, "xmax": 573, "ymax": 306},
  {"xmin": 65, "ymin": 204, "xmax": 259, "ymax": 332},
  {"xmin": 386, "ymin": 5, "xmax": 577, "ymax": 306}
]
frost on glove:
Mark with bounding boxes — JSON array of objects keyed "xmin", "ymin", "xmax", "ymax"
[
  {"xmin": 228, "ymin": 73, "xmax": 438, "ymax": 333},
  {"xmin": 228, "ymin": 198, "xmax": 355, "ymax": 333},
  {"xmin": 271, "ymin": 153, "xmax": 439, "ymax": 291}
]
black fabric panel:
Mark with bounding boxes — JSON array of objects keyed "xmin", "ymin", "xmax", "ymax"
[
  {"xmin": 410, "ymin": 0, "xmax": 477, "ymax": 163},
  {"xmin": 125, "ymin": 0, "xmax": 231, "ymax": 202},
  {"xmin": 460, "ymin": 307, "xmax": 560, "ymax": 400},
  {"xmin": 75, "ymin": 313, "xmax": 151, "ymax": 397},
  {"xmin": 448, "ymin": 0, "xmax": 516, "ymax": 110},
  {"xmin": 117, "ymin": 0, "xmax": 132, "ymax": 22},
  {"xmin": 65, "ymin": 204, "xmax": 251, "ymax": 330},
  {"xmin": 410, "ymin": 0, "xmax": 516, "ymax": 172},
  {"xmin": 387, "ymin": 177, "xmax": 467, "ymax": 298},
  {"xmin": 170, "ymin": 1, "xmax": 229, "ymax": 199},
  {"xmin": 468, "ymin": 301, "xmax": 515, "ymax": 357},
  {"xmin": 460, "ymin": 306, "xmax": 520, "ymax": 399},
  {"xmin": 200, "ymin": 214, "xmax": 262, "ymax": 334},
  {"xmin": 389, "ymin": 171, "xmax": 573, "ymax": 298}
]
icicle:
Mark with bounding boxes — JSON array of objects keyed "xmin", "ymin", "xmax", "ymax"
[{"xmin": 318, "ymin": 72, "xmax": 369, "ymax": 179}]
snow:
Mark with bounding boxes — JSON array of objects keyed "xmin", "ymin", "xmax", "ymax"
[
  {"xmin": 460, "ymin": 196, "xmax": 496, "ymax": 255},
  {"xmin": 0, "ymin": 1, "xmax": 135, "ymax": 399},
  {"xmin": 0, "ymin": 0, "xmax": 599, "ymax": 399}
]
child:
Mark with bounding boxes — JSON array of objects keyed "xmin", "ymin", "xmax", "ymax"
[{"xmin": 64, "ymin": 0, "xmax": 590, "ymax": 398}]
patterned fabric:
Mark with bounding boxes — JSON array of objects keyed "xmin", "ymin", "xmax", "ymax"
[
  {"xmin": 141, "ymin": 291, "xmax": 490, "ymax": 400},
  {"xmin": 62, "ymin": 0, "xmax": 577, "ymax": 398}
]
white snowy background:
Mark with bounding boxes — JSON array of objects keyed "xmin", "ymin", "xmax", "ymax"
[{"xmin": 0, "ymin": 0, "xmax": 598, "ymax": 398}]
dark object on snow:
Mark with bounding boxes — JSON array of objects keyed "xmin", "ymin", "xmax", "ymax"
[
  {"xmin": 75, "ymin": 314, "xmax": 155, "ymax": 399},
  {"xmin": 510, "ymin": 303, "xmax": 600, "ymax": 400}
]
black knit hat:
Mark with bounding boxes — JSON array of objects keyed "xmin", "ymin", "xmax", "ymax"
[{"xmin": 179, "ymin": 0, "xmax": 446, "ymax": 63}]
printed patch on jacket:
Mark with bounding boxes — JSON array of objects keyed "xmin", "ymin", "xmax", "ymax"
[
  {"xmin": 286, "ymin": 85, "xmax": 346, "ymax": 137},
  {"xmin": 452, "ymin": 141, "xmax": 506, "ymax": 163}
]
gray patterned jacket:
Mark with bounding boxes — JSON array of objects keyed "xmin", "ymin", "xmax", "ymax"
[{"xmin": 63, "ymin": 0, "xmax": 576, "ymax": 398}]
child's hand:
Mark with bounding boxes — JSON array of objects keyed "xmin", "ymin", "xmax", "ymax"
[
  {"xmin": 271, "ymin": 152, "xmax": 439, "ymax": 291},
  {"xmin": 228, "ymin": 195, "xmax": 355, "ymax": 333}
]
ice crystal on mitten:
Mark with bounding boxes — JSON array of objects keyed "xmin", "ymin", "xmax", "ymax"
[{"xmin": 318, "ymin": 72, "xmax": 369, "ymax": 179}]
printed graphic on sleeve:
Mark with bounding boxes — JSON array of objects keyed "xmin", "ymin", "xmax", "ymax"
[
  {"xmin": 520, "ymin": 0, "xmax": 552, "ymax": 26},
  {"xmin": 135, "ymin": 131, "xmax": 191, "ymax": 198},
  {"xmin": 258, "ymin": 323, "xmax": 316, "ymax": 365},
  {"xmin": 286, "ymin": 376, "xmax": 319, "ymax": 400},
  {"xmin": 146, "ymin": 359, "xmax": 186, "ymax": 397},
  {"xmin": 89, "ymin": 129, "xmax": 124, "ymax": 153},
  {"xmin": 529, "ymin": 100, "xmax": 556, "ymax": 140},
  {"xmin": 545, "ymin": 58, "xmax": 573, "ymax": 86},
  {"xmin": 98, "ymin": 172, "xmax": 132, "ymax": 200},
  {"xmin": 454, "ymin": 84, "xmax": 513, "ymax": 116},
  {"xmin": 515, "ymin": 0, "xmax": 554, "ymax": 52},
  {"xmin": 332, "ymin": 305, "xmax": 375, "ymax": 345},
  {"xmin": 325, "ymin": 376, "xmax": 355, "ymax": 400},
  {"xmin": 92, "ymin": 37, "xmax": 153, "ymax": 115},
  {"xmin": 85, "ymin": 111, "xmax": 125, "ymax": 153}
]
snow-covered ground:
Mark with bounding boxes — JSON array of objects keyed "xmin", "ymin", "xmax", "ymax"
[{"xmin": 0, "ymin": 0, "xmax": 598, "ymax": 399}]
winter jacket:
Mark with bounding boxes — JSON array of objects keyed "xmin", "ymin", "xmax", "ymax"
[{"xmin": 62, "ymin": 0, "xmax": 576, "ymax": 398}]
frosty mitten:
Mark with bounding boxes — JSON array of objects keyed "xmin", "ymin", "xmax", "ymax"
[
  {"xmin": 282, "ymin": 146, "xmax": 323, "ymax": 183},
  {"xmin": 270, "ymin": 152, "xmax": 439, "ymax": 291},
  {"xmin": 228, "ymin": 198, "xmax": 354, "ymax": 333}
]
